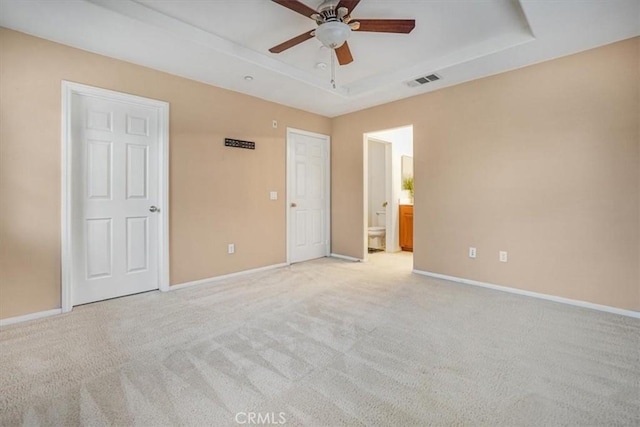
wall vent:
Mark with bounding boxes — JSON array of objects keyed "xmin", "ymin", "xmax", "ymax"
[{"xmin": 406, "ymin": 73, "xmax": 441, "ymax": 88}]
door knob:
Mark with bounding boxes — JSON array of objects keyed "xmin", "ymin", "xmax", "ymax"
[
  {"xmin": 290, "ymin": 202, "xmax": 297, "ymax": 208},
  {"xmin": 149, "ymin": 206, "xmax": 159, "ymax": 213}
]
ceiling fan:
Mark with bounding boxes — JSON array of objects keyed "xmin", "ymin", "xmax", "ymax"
[{"xmin": 269, "ymin": 0, "xmax": 416, "ymax": 66}]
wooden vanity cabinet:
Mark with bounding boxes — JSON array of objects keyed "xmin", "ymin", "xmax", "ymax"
[{"xmin": 399, "ymin": 204, "xmax": 413, "ymax": 252}]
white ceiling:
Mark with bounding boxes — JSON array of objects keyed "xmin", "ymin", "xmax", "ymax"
[
  {"xmin": 368, "ymin": 126, "xmax": 413, "ymax": 149},
  {"xmin": 1, "ymin": 0, "xmax": 638, "ymax": 117}
]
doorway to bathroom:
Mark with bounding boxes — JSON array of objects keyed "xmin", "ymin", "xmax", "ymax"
[{"xmin": 363, "ymin": 125, "xmax": 414, "ymax": 263}]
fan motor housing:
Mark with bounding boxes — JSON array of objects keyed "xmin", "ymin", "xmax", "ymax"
[{"xmin": 321, "ymin": 9, "xmax": 338, "ymax": 22}]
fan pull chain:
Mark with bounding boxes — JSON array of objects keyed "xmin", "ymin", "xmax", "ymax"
[{"xmin": 330, "ymin": 50, "xmax": 336, "ymax": 89}]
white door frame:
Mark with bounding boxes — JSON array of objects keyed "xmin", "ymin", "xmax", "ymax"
[
  {"xmin": 61, "ymin": 81, "xmax": 170, "ymax": 313},
  {"xmin": 286, "ymin": 128, "xmax": 331, "ymax": 264}
]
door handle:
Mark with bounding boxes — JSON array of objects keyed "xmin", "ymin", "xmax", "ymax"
[
  {"xmin": 149, "ymin": 206, "xmax": 159, "ymax": 213},
  {"xmin": 290, "ymin": 202, "xmax": 297, "ymax": 208}
]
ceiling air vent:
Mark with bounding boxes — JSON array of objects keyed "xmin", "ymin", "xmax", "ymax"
[{"xmin": 406, "ymin": 73, "xmax": 441, "ymax": 88}]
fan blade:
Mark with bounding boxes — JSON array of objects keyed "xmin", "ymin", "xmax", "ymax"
[
  {"xmin": 336, "ymin": 0, "xmax": 361, "ymax": 13},
  {"xmin": 353, "ymin": 19, "xmax": 415, "ymax": 33},
  {"xmin": 271, "ymin": 0, "xmax": 317, "ymax": 19},
  {"xmin": 335, "ymin": 42, "xmax": 353, "ymax": 65},
  {"xmin": 269, "ymin": 30, "xmax": 315, "ymax": 53}
]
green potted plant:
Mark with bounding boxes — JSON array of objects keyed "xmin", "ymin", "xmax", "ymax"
[{"xmin": 402, "ymin": 176, "xmax": 414, "ymax": 202}]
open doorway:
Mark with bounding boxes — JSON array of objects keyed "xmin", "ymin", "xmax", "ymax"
[{"xmin": 363, "ymin": 126, "xmax": 414, "ymax": 263}]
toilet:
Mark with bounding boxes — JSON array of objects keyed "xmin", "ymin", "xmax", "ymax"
[{"xmin": 368, "ymin": 211, "xmax": 386, "ymax": 250}]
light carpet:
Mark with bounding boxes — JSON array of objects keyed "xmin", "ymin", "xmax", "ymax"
[{"xmin": 1, "ymin": 253, "xmax": 639, "ymax": 426}]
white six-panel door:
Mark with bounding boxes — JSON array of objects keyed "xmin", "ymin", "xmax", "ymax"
[
  {"xmin": 71, "ymin": 93, "xmax": 161, "ymax": 305},
  {"xmin": 287, "ymin": 129, "xmax": 330, "ymax": 263}
]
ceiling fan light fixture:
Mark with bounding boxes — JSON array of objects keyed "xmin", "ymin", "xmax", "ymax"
[{"xmin": 315, "ymin": 21, "xmax": 351, "ymax": 49}]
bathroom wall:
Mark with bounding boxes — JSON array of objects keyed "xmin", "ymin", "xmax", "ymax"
[{"xmin": 368, "ymin": 140, "xmax": 387, "ymax": 232}]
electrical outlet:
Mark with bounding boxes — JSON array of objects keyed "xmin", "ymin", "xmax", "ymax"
[
  {"xmin": 270, "ymin": 191, "xmax": 278, "ymax": 200},
  {"xmin": 228, "ymin": 243, "xmax": 235, "ymax": 254},
  {"xmin": 499, "ymin": 251, "xmax": 508, "ymax": 262},
  {"xmin": 272, "ymin": 120, "xmax": 278, "ymax": 129},
  {"xmin": 469, "ymin": 247, "xmax": 476, "ymax": 258}
]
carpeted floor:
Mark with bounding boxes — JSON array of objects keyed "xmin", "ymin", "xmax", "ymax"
[{"xmin": 1, "ymin": 252, "xmax": 639, "ymax": 426}]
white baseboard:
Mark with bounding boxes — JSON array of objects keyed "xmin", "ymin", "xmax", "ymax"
[
  {"xmin": 413, "ymin": 269, "xmax": 640, "ymax": 319},
  {"xmin": 0, "ymin": 308, "xmax": 63, "ymax": 327},
  {"xmin": 170, "ymin": 262, "xmax": 289, "ymax": 291},
  {"xmin": 330, "ymin": 253, "xmax": 363, "ymax": 262}
]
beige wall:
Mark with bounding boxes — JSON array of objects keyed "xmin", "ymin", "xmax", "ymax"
[
  {"xmin": 332, "ymin": 37, "xmax": 640, "ymax": 311},
  {"xmin": 1, "ymin": 28, "xmax": 638, "ymax": 319},
  {"xmin": 0, "ymin": 28, "xmax": 331, "ymax": 319}
]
